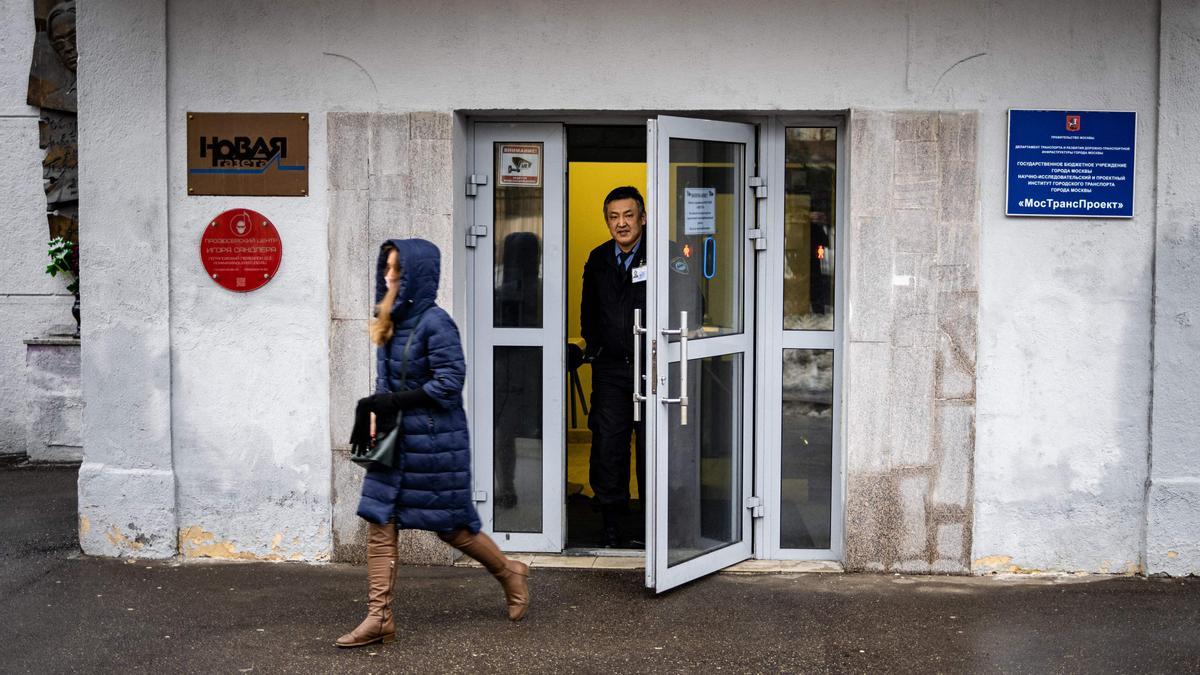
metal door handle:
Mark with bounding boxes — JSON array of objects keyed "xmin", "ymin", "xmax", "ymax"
[
  {"xmin": 632, "ymin": 308, "xmax": 647, "ymax": 421},
  {"xmin": 659, "ymin": 311, "xmax": 689, "ymax": 426}
]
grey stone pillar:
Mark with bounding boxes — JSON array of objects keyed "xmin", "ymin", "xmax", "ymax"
[
  {"xmin": 1147, "ymin": 0, "xmax": 1200, "ymax": 577},
  {"xmin": 328, "ymin": 112, "xmax": 457, "ymax": 565},
  {"xmin": 76, "ymin": 0, "xmax": 176, "ymax": 558},
  {"xmin": 844, "ymin": 110, "xmax": 980, "ymax": 573}
]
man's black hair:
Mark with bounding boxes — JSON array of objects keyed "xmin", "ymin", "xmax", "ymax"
[{"xmin": 603, "ymin": 186, "xmax": 645, "ymax": 215}]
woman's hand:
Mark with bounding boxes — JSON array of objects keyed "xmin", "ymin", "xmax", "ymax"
[{"xmin": 357, "ymin": 394, "xmax": 405, "ymax": 441}]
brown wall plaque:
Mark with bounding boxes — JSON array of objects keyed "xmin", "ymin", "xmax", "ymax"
[{"xmin": 187, "ymin": 112, "xmax": 308, "ymax": 196}]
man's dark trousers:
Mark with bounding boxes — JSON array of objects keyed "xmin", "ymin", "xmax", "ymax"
[{"xmin": 589, "ymin": 360, "xmax": 646, "ymax": 518}]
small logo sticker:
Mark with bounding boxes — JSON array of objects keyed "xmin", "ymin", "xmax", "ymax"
[
  {"xmin": 229, "ymin": 210, "xmax": 253, "ymax": 236},
  {"xmin": 671, "ymin": 257, "xmax": 690, "ymax": 274}
]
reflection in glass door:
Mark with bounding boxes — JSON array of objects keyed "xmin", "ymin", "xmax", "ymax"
[
  {"xmin": 645, "ymin": 116, "xmax": 757, "ymax": 592},
  {"xmin": 470, "ymin": 123, "xmax": 564, "ymax": 552}
]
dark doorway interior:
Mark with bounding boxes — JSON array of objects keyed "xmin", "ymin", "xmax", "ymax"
[{"xmin": 564, "ymin": 125, "xmax": 647, "ymax": 551}]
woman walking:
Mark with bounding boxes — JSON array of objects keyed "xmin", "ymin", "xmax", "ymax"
[{"xmin": 337, "ymin": 238, "xmax": 530, "ymax": 649}]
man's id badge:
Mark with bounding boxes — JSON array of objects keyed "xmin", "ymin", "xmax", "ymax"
[{"xmin": 631, "ymin": 265, "xmax": 648, "ymax": 283}]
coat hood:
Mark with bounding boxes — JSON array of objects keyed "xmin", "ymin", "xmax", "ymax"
[{"xmin": 376, "ymin": 238, "xmax": 440, "ymax": 321}]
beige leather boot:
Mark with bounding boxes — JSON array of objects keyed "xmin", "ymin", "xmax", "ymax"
[
  {"xmin": 336, "ymin": 523, "xmax": 398, "ymax": 647},
  {"xmin": 440, "ymin": 530, "xmax": 531, "ymax": 621}
]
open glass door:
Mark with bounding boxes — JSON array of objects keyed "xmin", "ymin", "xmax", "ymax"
[
  {"xmin": 470, "ymin": 123, "xmax": 564, "ymax": 552},
  {"xmin": 643, "ymin": 116, "xmax": 756, "ymax": 592}
]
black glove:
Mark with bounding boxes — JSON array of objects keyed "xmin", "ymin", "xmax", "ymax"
[
  {"xmin": 365, "ymin": 389, "xmax": 434, "ymax": 415},
  {"xmin": 349, "ymin": 397, "xmax": 374, "ymax": 449},
  {"xmin": 354, "ymin": 389, "xmax": 436, "ymax": 442},
  {"xmin": 363, "ymin": 393, "xmax": 402, "ymax": 420}
]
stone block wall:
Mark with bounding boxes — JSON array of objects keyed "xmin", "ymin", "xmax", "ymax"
[
  {"xmin": 327, "ymin": 112, "xmax": 457, "ymax": 565},
  {"xmin": 843, "ymin": 110, "xmax": 980, "ymax": 573}
]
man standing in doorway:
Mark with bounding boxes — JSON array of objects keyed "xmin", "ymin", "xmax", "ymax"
[{"xmin": 581, "ymin": 186, "xmax": 647, "ymax": 548}]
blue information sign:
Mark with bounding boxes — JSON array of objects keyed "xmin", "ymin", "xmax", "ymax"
[{"xmin": 1006, "ymin": 109, "xmax": 1136, "ymax": 218}]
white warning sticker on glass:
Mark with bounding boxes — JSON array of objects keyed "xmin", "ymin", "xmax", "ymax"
[
  {"xmin": 684, "ymin": 187, "xmax": 716, "ymax": 235},
  {"xmin": 497, "ymin": 143, "xmax": 542, "ymax": 187}
]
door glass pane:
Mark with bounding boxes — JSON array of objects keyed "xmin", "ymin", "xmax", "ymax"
[
  {"xmin": 493, "ymin": 142, "xmax": 543, "ymax": 328},
  {"xmin": 780, "ymin": 349, "xmax": 833, "ymax": 549},
  {"xmin": 665, "ymin": 354, "xmax": 742, "ymax": 567},
  {"xmin": 493, "ymin": 346, "xmax": 542, "ymax": 532},
  {"xmin": 667, "ymin": 138, "xmax": 743, "ymax": 340},
  {"xmin": 783, "ymin": 128, "xmax": 837, "ymax": 331}
]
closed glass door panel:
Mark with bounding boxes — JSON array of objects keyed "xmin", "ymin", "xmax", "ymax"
[
  {"xmin": 494, "ymin": 142, "xmax": 544, "ymax": 328},
  {"xmin": 769, "ymin": 118, "xmax": 844, "ymax": 560},
  {"xmin": 783, "ymin": 128, "xmax": 837, "ymax": 331},
  {"xmin": 779, "ymin": 349, "xmax": 833, "ymax": 549},
  {"xmin": 493, "ymin": 346, "xmax": 543, "ymax": 532},
  {"xmin": 471, "ymin": 123, "xmax": 563, "ymax": 553}
]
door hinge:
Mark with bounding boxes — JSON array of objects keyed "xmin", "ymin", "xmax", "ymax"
[
  {"xmin": 747, "ymin": 228, "xmax": 767, "ymax": 251},
  {"xmin": 465, "ymin": 225, "xmax": 488, "ymax": 248},
  {"xmin": 466, "ymin": 174, "xmax": 489, "ymax": 197},
  {"xmin": 745, "ymin": 496, "xmax": 764, "ymax": 518},
  {"xmin": 748, "ymin": 176, "xmax": 767, "ymax": 199},
  {"xmin": 473, "ymin": 490, "xmax": 488, "ymax": 502}
]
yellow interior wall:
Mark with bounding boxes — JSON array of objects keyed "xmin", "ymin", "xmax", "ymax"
[
  {"xmin": 566, "ymin": 161, "xmax": 646, "ymax": 499},
  {"xmin": 566, "ymin": 162, "xmax": 648, "ymax": 394}
]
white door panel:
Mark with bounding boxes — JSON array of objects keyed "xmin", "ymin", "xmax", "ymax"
[
  {"xmin": 470, "ymin": 123, "xmax": 564, "ymax": 553},
  {"xmin": 645, "ymin": 116, "xmax": 757, "ymax": 592}
]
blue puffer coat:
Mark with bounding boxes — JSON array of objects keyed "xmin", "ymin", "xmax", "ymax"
[{"xmin": 356, "ymin": 238, "xmax": 481, "ymax": 534}]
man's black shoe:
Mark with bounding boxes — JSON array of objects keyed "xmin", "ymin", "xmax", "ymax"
[
  {"xmin": 601, "ymin": 507, "xmax": 621, "ymax": 548},
  {"xmin": 602, "ymin": 525, "xmax": 620, "ymax": 548}
]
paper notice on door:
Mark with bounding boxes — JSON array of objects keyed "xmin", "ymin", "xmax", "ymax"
[
  {"xmin": 497, "ymin": 143, "xmax": 542, "ymax": 187},
  {"xmin": 684, "ymin": 187, "xmax": 716, "ymax": 235}
]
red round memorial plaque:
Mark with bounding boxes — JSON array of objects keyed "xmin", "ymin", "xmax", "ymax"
[{"xmin": 200, "ymin": 209, "xmax": 283, "ymax": 293}]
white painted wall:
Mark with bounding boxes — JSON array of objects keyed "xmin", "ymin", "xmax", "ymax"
[
  {"xmin": 0, "ymin": 0, "xmax": 75, "ymax": 457},
  {"xmin": 78, "ymin": 0, "xmax": 1167, "ymax": 567},
  {"xmin": 166, "ymin": 7, "xmax": 332, "ymax": 560}
]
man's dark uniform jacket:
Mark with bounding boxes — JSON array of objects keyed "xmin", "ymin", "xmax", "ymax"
[
  {"xmin": 580, "ymin": 240, "xmax": 646, "ymax": 364},
  {"xmin": 580, "ymin": 238, "xmax": 646, "ymax": 524}
]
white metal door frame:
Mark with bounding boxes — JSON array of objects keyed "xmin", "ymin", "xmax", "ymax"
[
  {"xmin": 462, "ymin": 112, "xmax": 848, "ymax": 564},
  {"xmin": 758, "ymin": 115, "xmax": 847, "ymax": 561},
  {"xmin": 469, "ymin": 122, "xmax": 565, "ymax": 553}
]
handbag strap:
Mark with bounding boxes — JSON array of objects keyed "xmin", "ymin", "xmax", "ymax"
[
  {"xmin": 376, "ymin": 311, "xmax": 427, "ymax": 441},
  {"xmin": 397, "ymin": 310, "xmax": 428, "ymax": 389}
]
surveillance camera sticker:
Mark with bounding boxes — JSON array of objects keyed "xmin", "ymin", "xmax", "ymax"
[{"xmin": 498, "ymin": 143, "xmax": 542, "ymax": 187}]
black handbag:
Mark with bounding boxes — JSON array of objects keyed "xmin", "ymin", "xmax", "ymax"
[{"xmin": 350, "ymin": 314, "xmax": 424, "ymax": 469}]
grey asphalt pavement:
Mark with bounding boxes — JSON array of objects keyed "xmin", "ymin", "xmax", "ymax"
[{"xmin": 1, "ymin": 465, "xmax": 1198, "ymax": 674}]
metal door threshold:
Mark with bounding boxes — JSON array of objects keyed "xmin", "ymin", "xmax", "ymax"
[{"xmin": 455, "ymin": 554, "xmax": 844, "ymax": 573}]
